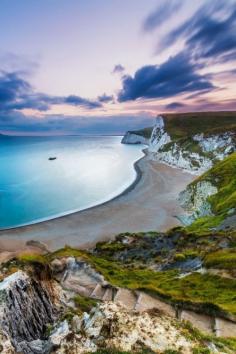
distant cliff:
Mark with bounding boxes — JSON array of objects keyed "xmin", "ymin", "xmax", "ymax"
[
  {"xmin": 121, "ymin": 127, "xmax": 152, "ymax": 145},
  {"xmin": 122, "ymin": 112, "xmax": 236, "ymax": 174}
]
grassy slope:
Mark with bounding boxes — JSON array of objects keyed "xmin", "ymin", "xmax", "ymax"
[
  {"xmin": 37, "ymin": 244, "xmax": 235, "ymax": 318},
  {"xmin": 186, "ymin": 153, "xmax": 236, "ymax": 232},
  {"xmin": 162, "ymin": 111, "xmax": 236, "ymax": 140}
]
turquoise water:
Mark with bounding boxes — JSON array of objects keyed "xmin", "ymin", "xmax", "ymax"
[{"xmin": 0, "ymin": 135, "xmax": 144, "ymax": 229}]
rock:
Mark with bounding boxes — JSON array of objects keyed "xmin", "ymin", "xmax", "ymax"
[
  {"xmin": 147, "ymin": 117, "xmax": 235, "ymax": 174},
  {"xmin": 149, "ymin": 116, "xmax": 171, "ymax": 152},
  {"xmin": 178, "ymin": 180, "xmax": 217, "ymax": 224},
  {"xmin": 0, "ymin": 331, "xmax": 15, "ymax": 353},
  {"xmin": 26, "ymin": 240, "xmax": 49, "ymax": 253},
  {"xmin": 49, "ymin": 320, "xmax": 69, "ymax": 346},
  {"xmin": 75, "ymin": 302, "xmax": 194, "ymax": 353},
  {"xmin": 0, "ymin": 270, "xmax": 58, "ymax": 353},
  {"xmin": 121, "ymin": 131, "xmax": 149, "ymax": 145},
  {"xmin": 51, "ymin": 258, "xmax": 67, "ymax": 273},
  {"xmin": 162, "ymin": 257, "xmax": 202, "ymax": 272},
  {"xmin": 16, "ymin": 339, "xmax": 51, "ymax": 354},
  {"xmin": 193, "ymin": 132, "xmax": 235, "ymax": 158},
  {"xmin": 71, "ymin": 315, "xmax": 83, "ymax": 333}
]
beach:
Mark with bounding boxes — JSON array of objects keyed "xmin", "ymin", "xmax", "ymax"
[{"xmin": 0, "ymin": 154, "xmax": 194, "ymax": 255}]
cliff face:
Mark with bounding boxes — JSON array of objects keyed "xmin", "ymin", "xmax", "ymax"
[
  {"xmin": 148, "ymin": 117, "xmax": 235, "ymax": 174},
  {"xmin": 0, "ymin": 269, "xmax": 61, "ymax": 354},
  {"xmin": 122, "ymin": 113, "xmax": 236, "ymax": 174},
  {"xmin": 178, "ymin": 180, "xmax": 218, "ymax": 225},
  {"xmin": 121, "ymin": 131, "xmax": 149, "ymax": 145},
  {"xmin": 149, "ymin": 116, "xmax": 171, "ymax": 152},
  {"xmin": 178, "ymin": 152, "xmax": 236, "ymax": 231}
]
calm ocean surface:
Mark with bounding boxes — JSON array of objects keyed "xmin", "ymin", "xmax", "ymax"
[{"xmin": 0, "ymin": 135, "xmax": 144, "ymax": 229}]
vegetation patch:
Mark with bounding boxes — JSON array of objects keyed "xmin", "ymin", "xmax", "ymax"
[
  {"xmin": 163, "ymin": 112, "xmax": 236, "ymax": 140},
  {"xmin": 85, "ymin": 255, "xmax": 236, "ymax": 317},
  {"xmin": 129, "ymin": 127, "xmax": 153, "ymax": 139},
  {"xmin": 74, "ymin": 294, "xmax": 99, "ymax": 313},
  {"xmin": 204, "ymin": 249, "xmax": 236, "ymax": 269}
]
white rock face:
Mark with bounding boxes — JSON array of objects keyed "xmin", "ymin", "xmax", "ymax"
[
  {"xmin": 152, "ymin": 142, "xmax": 213, "ymax": 174},
  {"xmin": 57, "ymin": 302, "xmax": 195, "ymax": 354},
  {"xmin": 149, "ymin": 116, "xmax": 171, "ymax": 152},
  {"xmin": 178, "ymin": 181, "xmax": 218, "ymax": 225},
  {"xmin": 50, "ymin": 320, "xmax": 69, "ymax": 346},
  {"xmin": 193, "ymin": 132, "xmax": 235, "ymax": 160},
  {"xmin": 0, "ymin": 331, "xmax": 15, "ymax": 353},
  {"xmin": 121, "ymin": 132, "xmax": 149, "ymax": 145},
  {"xmin": 147, "ymin": 117, "xmax": 235, "ymax": 174}
]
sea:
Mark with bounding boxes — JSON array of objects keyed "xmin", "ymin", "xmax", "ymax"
[{"xmin": 0, "ymin": 135, "xmax": 144, "ymax": 229}]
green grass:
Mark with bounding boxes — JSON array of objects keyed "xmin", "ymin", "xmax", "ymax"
[
  {"xmin": 85, "ymin": 255, "xmax": 236, "ymax": 316},
  {"xmin": 179, "ymin": 320, "xmax": 236, "ymax": 352},
  {"xmin": 47, "ymin": 244, "xmax": 236, "ymax": 316},
  {"xmin": 204, "ymin": 249, "xmax": 236, "ymax": 269},
  {"xmin": 73, "ymin": 294, "xmax": 98, "ymax": 313},
  {"xmin": 130, "ymin": 127, "xmax": 153, "ymax": 139},
  {"xmin": 17, "ymin": 253, "xmax": 48, "ymax": 265},
  {"xmin": 162, "ymin": 111, "xmax": 236, "ymax": 139}
]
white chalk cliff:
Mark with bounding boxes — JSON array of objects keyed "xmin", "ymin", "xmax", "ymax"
[
  {"xmin": 148, "ymin": 117, "xmax": 235, "ymax": 174},
  {"xmin": 122, "ymin": 115, "xmax": 236, "ymax": 174},
  {"xmin": 121, "ymin": 131, "xmax": 149, "ymax": 145},
  {"xmin": 178, "ymin": 180, "xmax": 218, "ymax": 225}
]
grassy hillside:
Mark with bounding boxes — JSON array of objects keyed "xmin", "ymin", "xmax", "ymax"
[
  {"xmin": 186, "ymin": 152, "xmax": 236, "ymax": 232},
  {"xmin": 162, "ymin": 111, "xmax": 236, "ymax": 139}
]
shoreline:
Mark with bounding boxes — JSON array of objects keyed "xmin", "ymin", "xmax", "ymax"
[
  {"xmin": 0, "ymin": 153, "xmax": 195, "ymax": 255},
  {"xmin": 0, "ymin": 148, "xmax": 146, "ymax": 232}
]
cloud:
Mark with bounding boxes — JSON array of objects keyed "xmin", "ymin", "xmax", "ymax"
[
  {"xmin": 166, "ymin": 102, "xmax": 185, "ymax": 110},
  {"xmin": 160, "ymin": 0, "xmax": 236, "ymax": 63},
  {"xmin": 0, "ymin": 110, "xmax": 153, "ymax": 135},
  {"xmin": 0, "ymin": 71, "xmax": 102, "ymax": 114},
  {"xmin": 64, "ymin": 95, "xmax": 102, "ymax": 109},
  {"xmin": 97, "ymin": 93, "xmax": 114, "ymax": 103},
  {"xmin": 118, "ymin": 53, "xmax": 214, "ymax": 102},
  {"xmin": 143, "ymin": 0, "xmax": 183, "ymax": 32},
  {"xmin": 112, "ymin": 64, "xmax": 125, "ymax": 74}
]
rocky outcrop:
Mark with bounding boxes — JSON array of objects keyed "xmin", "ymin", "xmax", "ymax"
[
  {"xmin": 193, "ymin": 132, "xmax": 235, "ymax": 158},
  {"xmin": 178, "ymin": 181, "xmax": 218, "ymax": 225},
  {"xmin": 56, "ymin": 302, "xmax": 195, "ymax": 354},
  {"xmin": 149, "ymin": 116, "xmax": 171, "ymax": 152},
  {"xmin": 0, "ymin": 270, "xmax": 60, "ymax": 354},
  {"xmin": 148, "ymin": 121, "xmax": 235, "ymax": 174},
  {"xmin": 121, "ymin": 131, "xmax": 149, "ymax": 145},
  {"xmin": 154, "ymin": 142, "xmax": 213, "ymax": 173}
]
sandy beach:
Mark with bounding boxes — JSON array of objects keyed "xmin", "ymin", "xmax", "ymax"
[{"xmin": 0, "ymin": 155, "xmax": 194, "ymax": 254}]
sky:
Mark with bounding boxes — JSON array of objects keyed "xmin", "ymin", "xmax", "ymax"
[{"xmin": 0, "ymin": 0, "xmax": 236, "ymax": 135}]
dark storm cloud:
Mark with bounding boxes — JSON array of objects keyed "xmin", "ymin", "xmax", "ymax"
[
  {"xmin": 64, "ymin": 95, "xmax": 102, "ymax": 109},
  {"xmin": 161, "ymin": 0, "xmax": 236, "ymax": 63},
  {"xmin": 112, "ymin": 64, "xmax": 125, "ymax": 74},
  {"xmin": 166, "ymin": 102, "xmax": 185, "ymax": 110},
  {"xmin": 97, "ymin": 93, "xmax": 114, "ymax": 103},
  {"xmin": 118, "ymin": 53, "xmax": 214, "ymax": 102},
  {"xmin": 0, "ymin": 71, "xmax": 102, "ymax": 114},
  {"xmin": 143, "ymin": 0, "xmax": 183, "ymax": 32}
]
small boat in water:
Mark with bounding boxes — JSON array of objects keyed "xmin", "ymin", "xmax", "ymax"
[{"xmin": 48, "ymin": 157, "xmax": 57, "ymax": 161}]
